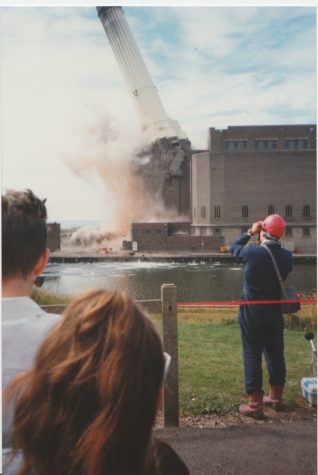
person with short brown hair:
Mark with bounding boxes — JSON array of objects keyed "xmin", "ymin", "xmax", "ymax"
[
  {"xmin": 2, "ymin": 189, "xmax": 48, "ymax": 282},
  {"xmin": 4, "ymin": 289, "xmax": 189, "ymax": 475},
  {"xmin": 2, "ymin": 189, "xmax": 60, "ymax": 468}
]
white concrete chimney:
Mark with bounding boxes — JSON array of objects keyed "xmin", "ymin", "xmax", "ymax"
[{"xmin": 97, "ymin": 6, "xmax": 187, "ymax": 141}]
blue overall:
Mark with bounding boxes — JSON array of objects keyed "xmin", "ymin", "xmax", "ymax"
[{"xmin": 230, "ymin": 234, "xmax": 293, "ymax": 394}]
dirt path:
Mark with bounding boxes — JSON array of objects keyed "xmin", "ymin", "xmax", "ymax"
[{"xmin": 155, "ymin": 407, "xmax": 317, "ymax": 475}]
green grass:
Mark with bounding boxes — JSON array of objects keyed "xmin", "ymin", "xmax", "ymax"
[
  {"xmin": 177, "ymin": 321, "xmax": 315, "ymax": 415},
  {"xmin": 32, "ymin": 288, "xmax": 70, "ymax": 306},
  {"xmin": 32, "ymin": 289, "xmax": 316, "ymax": 415},
  {"xmin": 152, "ymin": 306, "xmax": 317, "ymax": 415}
]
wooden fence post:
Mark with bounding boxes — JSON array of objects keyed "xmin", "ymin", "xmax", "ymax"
[{"xmin": 161, "ymin": 283, "xmax": 179, "ymax": 427}]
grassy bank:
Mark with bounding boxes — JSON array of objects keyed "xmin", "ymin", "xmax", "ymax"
[
  {"xmin": 33, "ymin": 288, "xmax": 316, "ymax": 415},
  {"xmin": 33, "ymin": 288, "xmax": 316, "ymax": 330}
]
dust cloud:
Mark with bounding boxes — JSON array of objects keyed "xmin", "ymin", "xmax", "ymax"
[{"xmin": 64, "ymin": 116, "xmax": 183, "ymax": 249}]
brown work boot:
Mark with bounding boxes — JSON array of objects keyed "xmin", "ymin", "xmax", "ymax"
[
  {"xmin": 263, "ymin": 385, "xmax": 284, "ymax": 410},
  {"xmin": 239, "ymin": 392, "xmax": 264, "ymax": 419}
]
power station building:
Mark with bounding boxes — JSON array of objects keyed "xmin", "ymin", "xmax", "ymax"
[
  {"xmin": 192, "ymin": 124, "xmax": 316, "ymax": 253},
  {"xmin": 97, "ymin": 8, "xmax": 316, "ymax": 255},
  {"xmin": 129, "ymin": 124, "xmax": 316, "ymax": 254}
]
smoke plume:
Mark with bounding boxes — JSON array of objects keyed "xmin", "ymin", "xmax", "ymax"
[{"xmin": 64, "ymin": 115, "xmax": 183, "ymax": 248}]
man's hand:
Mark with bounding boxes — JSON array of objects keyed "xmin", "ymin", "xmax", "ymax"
[{"xmin": 250, "ymin": 221, "xmax": 262, "ymax": 236}]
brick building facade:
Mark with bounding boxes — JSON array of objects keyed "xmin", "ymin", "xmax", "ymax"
[
  {"xmin": 129, "ymin": 222, "xmax": 224, "ymax": 252},
  {"xmin": 191, "ymin": 124, "xmax": 316, "ymax": 253}
]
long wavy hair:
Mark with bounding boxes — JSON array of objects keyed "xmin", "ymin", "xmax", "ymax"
[{"xmin": 4, "ymin": 289, "xmax": 165, "ymax": 475}]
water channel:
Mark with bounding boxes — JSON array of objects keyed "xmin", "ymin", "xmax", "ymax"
[{"xmin": 43, "ymin": 261, "xmax": 317, "ymax": 302}]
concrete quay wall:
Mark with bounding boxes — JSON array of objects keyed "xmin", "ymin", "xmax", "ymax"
[{"xmin": 49, "ymin": 253, "xmax": 316, "ymax": 265}]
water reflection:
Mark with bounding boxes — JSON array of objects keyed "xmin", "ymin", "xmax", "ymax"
[{"xmin": 42, "ymin": 262, "xmax": 317, "ymax": 302}]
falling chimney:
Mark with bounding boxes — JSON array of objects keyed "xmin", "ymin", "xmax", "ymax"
[
  {"xmin": 97, "ymin": 6, "xmax": 191, "ymax": 217},
  {"xmin": 97, "ymin": 6, "xmax": 187, "ymax": 141}
]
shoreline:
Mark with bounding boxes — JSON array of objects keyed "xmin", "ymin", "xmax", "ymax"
[{"xmin": 49, "ymin": 251, "xmax": 316, "ymax": 264}]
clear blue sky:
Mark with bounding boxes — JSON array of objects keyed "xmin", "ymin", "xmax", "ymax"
[{"xmin": 1, "ymin": 4, "xmax": 316, "ymax": 223}]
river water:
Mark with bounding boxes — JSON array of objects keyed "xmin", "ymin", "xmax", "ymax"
[{"xmin": 42, "ymin": 261, "xmax": 316, "ymax": 302}]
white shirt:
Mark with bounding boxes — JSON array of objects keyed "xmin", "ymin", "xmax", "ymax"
[{"xmin": 2, "ymin": 297, "xmax": 60, "ymax": 448}]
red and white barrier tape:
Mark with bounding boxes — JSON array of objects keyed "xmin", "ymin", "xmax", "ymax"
[{"xmin": 177, "ymin": 298, "xmax": 317, "ymax": 308}]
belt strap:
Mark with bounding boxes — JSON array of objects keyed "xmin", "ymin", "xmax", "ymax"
[{"xmin": 261, "ymin": 243, "xmax": 288, "ymax": 300}]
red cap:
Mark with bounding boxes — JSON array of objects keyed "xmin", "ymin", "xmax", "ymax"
[{"xmin": 261, "ymin": 214, "xmax": 286, "ymax": 238}]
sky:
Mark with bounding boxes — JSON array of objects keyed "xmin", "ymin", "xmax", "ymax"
[{"xmin": 0, "ymin": 4, "xmax": 316, "ymax": 224}]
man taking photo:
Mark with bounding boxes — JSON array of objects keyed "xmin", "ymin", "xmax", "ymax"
[{"xmin": 230, "ymin": 214, "xmax": 293, "ymax": 418}]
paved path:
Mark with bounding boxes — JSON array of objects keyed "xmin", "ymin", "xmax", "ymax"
[{"xmin": 157, "ymin": 419, "xmax": 317, "ymax": 475}]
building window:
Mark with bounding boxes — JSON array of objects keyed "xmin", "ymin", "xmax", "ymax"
[
  {"xmin": 254, "ymin": 140, "xmax": 278, "ymax": 151},
  {"xmin": 156, "ymin": 229, "xmax": 162, "ymax": 234},
  {"xmin": 214, "ymin": 205, "xmax": 221, "ymax": 219},
  {"xmin": 303, "ymin": 204, "xmax": 310, "ymax": 219},
  {"xmin": 146, "ymin": 229, "xmax": 152, "ymax": 234},
  {"xmin": 285, "ymin": 204, "xmax": 293, "ymax": 219},
  {"xmin": 224, "ymin": 140, "xmax": 248, "ymax": 152},
  {"xmin": 285, "ymin": 140, "xmax": 290, "ymax": 149},
  {"xmin": 214, "ymin": 227, "xmax": 221, "ymax": 236},
  {"xmin": 284, "ymin": 139, "xmax": 309, "ymax": 150},
  {"xmin": 201, "ymin": 206, "xmax": 206, "ymax": 219},
  {"xmin": 242, "ymin": 205, "xmax": 249, "ymax": 219},
  {"xmin": 268, "ymin": 204, "xmax": 275, "ymax": 215},
  {"xmin": 303, "ymin": 227, "xmax": 310, "ymax": 237},
  {"xmin": 285, "ymin": 227, "xmax": 293, "ymax": 237}
]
